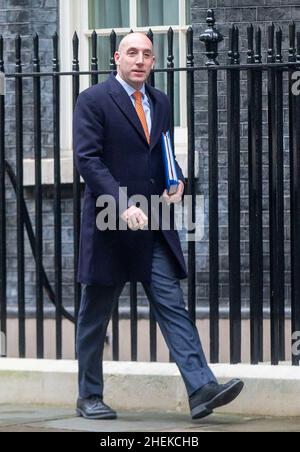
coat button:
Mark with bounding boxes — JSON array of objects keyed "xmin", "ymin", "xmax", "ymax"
[{"xmin": 150, "ymin": 178, "xmax": 156, "ymax": 185}]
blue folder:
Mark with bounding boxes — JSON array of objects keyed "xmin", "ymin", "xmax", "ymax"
[{"xmin": 161, "ymin": 131, "xmax": 179, "ymax": 195}]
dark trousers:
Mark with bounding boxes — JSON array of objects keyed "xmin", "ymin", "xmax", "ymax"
[{"xmin": 76, "ymin": 233, "xmax": 217, "ymax": 399}]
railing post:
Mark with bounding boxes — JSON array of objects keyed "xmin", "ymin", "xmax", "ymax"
[
  {"xmin": 199, "ymin": 9, "xmax": 223, "ymax": 67},
  {"xmin": 268, "ymin": 26, "xmax": 285, "ymax": 365},
  {"xmin": 186, "ymin": 27, "xmax": 196, "ymax": 325},
  {"xmin": 227, "ymin": 26, "xmax": 241, "ymax": 364},
  {"xmin": 0, "ymin": 35, "xmax": 7, "ymax": 350},
  {"xmin": 110, "ymin": 30, "xmax": 117, "ymax": 72},
  {"xmin": 109, "ymin": 30, "xmax": 121, "ymax": 362},
  {"xmin": 247, "ymin": 25, "xmax": 263, "ymax": 364},
  {"xmin": 200, "ymin": 9, "xmax": 223, "ymax": 363},
  {"xmin": 53, "ymin": 32, "xmax": 62, "ymax": 360},
  {"xmin": 33, "ymin": 33, "xmax": 44, "ymax": 359},
  {"xmin": 15, "ymin": 35, "xmax": 26, "ymax": 358},
  {"xmin": 91, "ymin": 31, "xmax": 98, "ymax": 86},
  {"xmin": 72, "ymin": 31, "xmax": 82, "ymax": 350},
  {"xmin": 147, "ymin": 29, "xmax": 155, "ymax": 87},
  {"xmin": 167, "ymin": 27, "xmax": 175, "ymax": 146},
  {"xmin": 290, "ymin": 30, "xmax": 300, "ymax": 365}
]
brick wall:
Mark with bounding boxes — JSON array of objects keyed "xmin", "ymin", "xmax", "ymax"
[
  {"xmin": 0, "ymin": 0, "xmax": 62, "ymax": 311},
  {"xmin": 191, "ymin": 0, "xmax": 300, "ymax": 310}
]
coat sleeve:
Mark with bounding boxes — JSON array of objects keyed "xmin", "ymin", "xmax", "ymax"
[{"xmin": 73, "ymin": 90, "xmax": 127, "ymax": 213}]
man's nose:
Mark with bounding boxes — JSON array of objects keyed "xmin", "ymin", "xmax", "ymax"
[{"xmin": 136, "ymin": 53, "xmax": 144, "ymax": 64}]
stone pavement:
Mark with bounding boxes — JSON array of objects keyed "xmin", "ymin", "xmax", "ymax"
[{"xmin": 0, "ymin": 405, "xmax": 300, "ymax": 432}]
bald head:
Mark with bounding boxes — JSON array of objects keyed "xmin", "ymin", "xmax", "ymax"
[
  {"xmin": 114, "ymin": 32, "xmax": 155, "ymax": 91},
  {"xmin": 118, "ymin": 33, "xmax": 153, "ymax": 55}
]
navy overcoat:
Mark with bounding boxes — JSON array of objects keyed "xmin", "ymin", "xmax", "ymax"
[{"xmin": 73, "ymin": 73, "xmax": 188, "ymax": 286}]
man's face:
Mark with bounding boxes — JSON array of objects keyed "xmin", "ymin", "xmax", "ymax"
[{"xmin": 114, "ymin": 34, "xmax": 155, "ymax": 89}]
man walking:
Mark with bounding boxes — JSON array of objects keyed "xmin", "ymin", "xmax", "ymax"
[{"xmin": 73, "ymin": 32, "xmax": 244, "ymax": 421}]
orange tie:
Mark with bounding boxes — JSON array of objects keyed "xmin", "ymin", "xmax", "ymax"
[{"xmin": 133, "ymin": 91, "xmax": 150, "ymax": 144}]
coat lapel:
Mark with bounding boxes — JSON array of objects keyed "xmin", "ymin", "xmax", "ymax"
[
  {"xmin": 145, "ymin": 84, "xmax": 165, "ymax": 151},
  {"xmin": 108, "ymin": 74, "xmax": 149, "ymax": 145},
  {"xmin": 108, "ymin": 73, "xmax": 165, "ymax": 151}
]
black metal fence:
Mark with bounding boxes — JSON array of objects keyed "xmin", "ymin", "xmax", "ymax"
[{"xmin": 0, "ymin": 8, "xmax": 300, "ymax": 365}]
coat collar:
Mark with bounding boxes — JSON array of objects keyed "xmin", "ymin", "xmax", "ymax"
[{"xmin": 108, "ymin": 73, "xmax": 164, "ymax": 151}]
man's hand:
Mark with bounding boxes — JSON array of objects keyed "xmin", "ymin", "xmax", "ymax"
[
  {"xmin": 162, "ymin": 180, "xmax": 185, "ymax": 206},
  {"xmin": 121, "ymin": 206, "xmax": 148, "ymax": 231}
]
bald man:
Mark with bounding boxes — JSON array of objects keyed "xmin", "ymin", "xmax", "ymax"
[{"xmin": 73, "ymin": 33, "xmax": 244, "ymax": 421}]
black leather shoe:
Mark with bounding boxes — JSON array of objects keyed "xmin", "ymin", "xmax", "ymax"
[
  {"xmin": 76, "ymin": 396, "xmax": 117, "ymax": 420},
  {"xmin": 189, "ymin": 379, "xmax": 244, "ymax": 420}
]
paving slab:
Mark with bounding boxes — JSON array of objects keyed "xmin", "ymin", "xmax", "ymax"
[
  {"xmin": 0, "ymin": 406, "xmax": 300, "ymax": 432},
  {"xmin": 0, "ymin": 404, "xmax": 74, "ymax": 427}
]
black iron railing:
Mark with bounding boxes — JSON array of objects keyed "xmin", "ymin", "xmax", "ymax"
[{"xmin": 0, "ymin": 9, "xmax": 300, "ymax": 365}]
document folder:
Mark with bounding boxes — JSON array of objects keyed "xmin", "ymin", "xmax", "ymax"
[{"xmin": 161, "ymin": 131, "xmax": 179, "ymax": 196}]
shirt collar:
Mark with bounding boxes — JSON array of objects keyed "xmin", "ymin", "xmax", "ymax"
[{"xmin": 116, "ymin": 73, "xmax": 146, "ymax": 98}]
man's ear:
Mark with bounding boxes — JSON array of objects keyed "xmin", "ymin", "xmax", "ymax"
[{"xmin": 114, "ymin": 51, "xmax": 120, "ymax": 66}]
